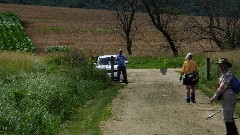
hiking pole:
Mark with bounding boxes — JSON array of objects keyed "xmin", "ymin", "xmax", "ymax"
[
  {"xmin": 206, "ymin": 97, "xmax": 240, "ymax": 120},
  {"xmin": 206, "ymin": 109, "xmax": 222, "ymax": 120}
]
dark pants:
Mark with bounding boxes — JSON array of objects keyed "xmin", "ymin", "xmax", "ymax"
[
  {"xmin": 117, "ymin": 66, "xmax": 127, "ymax": 83},
  {"xmin": 225, "ymin": 120, "xmax": 239, "ymax": 135}
]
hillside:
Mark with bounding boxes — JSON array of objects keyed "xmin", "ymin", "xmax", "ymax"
[{"xmin": 0, "ymin": 3, "xmax": 218, "ymax": 57}]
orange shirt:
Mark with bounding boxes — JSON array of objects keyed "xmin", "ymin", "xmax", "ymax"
[{"xmin": 181, "ymin": 60, "xmax": 198, "ymax": 74}]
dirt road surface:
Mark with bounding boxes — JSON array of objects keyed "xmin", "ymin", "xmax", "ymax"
[{"xmin": 101, "ymin": 69, "xmax": 240, "ymax": 135}]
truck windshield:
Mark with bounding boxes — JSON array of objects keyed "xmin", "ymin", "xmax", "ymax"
[
  {"xmin": 99, "ymin": 57, "xmax": 117, "ymax": 65},
  {"xmin": 99, "ymin": 58, "xmax": 109, "ymax": 65}
]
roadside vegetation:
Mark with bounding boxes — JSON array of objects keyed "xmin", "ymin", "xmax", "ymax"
[
  {"xmin": 0, "ymin": 12, "xmax": 122, "ymax": 135},
  {"xmin": 0, "ymin": 50, "xmax": 122, "ymax": 135}
]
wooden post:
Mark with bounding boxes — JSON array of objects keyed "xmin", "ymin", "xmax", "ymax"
[
  {"xmin": 207, "ymin": 58, "xmax": 210, "ymax": 80},
  {"xmin": 111, "ymin": 56, "xmax": 114, "ymax": 80}
]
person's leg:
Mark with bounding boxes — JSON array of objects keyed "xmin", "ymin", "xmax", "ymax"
[
  {"xmin": 117, "ymin": 66, "xmax": 122, "ymax": 82},
  {"xmin": 222, "ymin": 90, "xmax": 238, "ymax": 135},
  {"xmin": 190, "ymin": 85, "xmax": 196, "ymax": 103},
  {"xmin": 122, "ymin": 66, "xmax": 128, "ymax": 84},
  {"xmin": 225, "ymin": 121, "xmax": 239, "ymax": 135},
  {"xmin": 232, "ymin": 119, "xmax": 239, "ymax": 135},
  {"xmin": 185, "ymin": 85, "xmax": 191, "ymax": 103}
]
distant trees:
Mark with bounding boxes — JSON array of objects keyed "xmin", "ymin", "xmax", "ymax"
[
  {"xmin": 110, "ymin": 0, "xmax": 187, "ymax": 56},
  {"xmin": 188, "ymin": 0, "xmax": 240, "ymax": 50},
  {"xmin": 0, "ymin": 0, "xmax": 113, "ymax": 9},
  {"xmin": 141, "ymin": 0, "xmax": 182, "ymax": 56},
  {"xmin": 109, "ymin": 0, "xmax": 140, "ymax": 55}
]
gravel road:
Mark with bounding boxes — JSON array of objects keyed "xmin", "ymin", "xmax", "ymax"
[{"xmin": 101, "ymin": 69, "xmax": 240, "ymax": 135}]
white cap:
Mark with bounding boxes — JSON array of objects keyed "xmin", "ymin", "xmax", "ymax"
[{"xmin": 185, "ymin": 53, "xmax": 193, "ymax": 60}]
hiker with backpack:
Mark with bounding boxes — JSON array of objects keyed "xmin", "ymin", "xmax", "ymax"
[
  {"xmin": 180, "ymin": 53, "xmax": 199, "ymax": 103},
  {"xmin": 210, "ymin": 58, "xmax": 239, "ymax": 135}
]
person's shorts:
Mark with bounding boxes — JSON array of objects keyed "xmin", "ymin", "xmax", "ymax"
[{"xmin": 183, "ymin": 73, "xmax": 198, "ymax": 86}]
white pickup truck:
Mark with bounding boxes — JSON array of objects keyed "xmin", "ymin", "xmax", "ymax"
[{"xmin": 95, "ymin": 55, "xmax": 127, "ymax": 82}]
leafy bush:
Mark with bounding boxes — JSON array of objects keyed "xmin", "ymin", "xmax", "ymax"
[{"xmin": 44, "ymin": 45, "xmax": 72, "ymax": 53}]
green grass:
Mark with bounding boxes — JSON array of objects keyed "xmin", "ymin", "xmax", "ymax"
[
  {"xmin": 0, "ymin": 12, "xmax": 124, "ymax": 134},
  {"xmin": 127, "ymin": 54, "xmax": 206, "ymax": 69},
  {"xmin": 80, "ymin": 28, "xmax": 115, "ymax": 33},
  {"xmin": 41, "ymin": 27, "xmax": 64, "ymax": 32},
  {"xmin": 0, "ymin": 50, "xmax": 120, "ymax": 135},
  {"xmin": 62, "ymin": 84, "xmax": 124, "ymax": 135}
]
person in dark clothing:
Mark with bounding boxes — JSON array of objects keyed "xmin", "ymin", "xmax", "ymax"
[{"xmin": 116, "ymin": 49, "xmax": 128, "ymax": 84}]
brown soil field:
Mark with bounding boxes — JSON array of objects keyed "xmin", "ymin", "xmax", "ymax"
[{"xmin": 0, "ymin": 3, "xmax": 219, "ymax": 57}]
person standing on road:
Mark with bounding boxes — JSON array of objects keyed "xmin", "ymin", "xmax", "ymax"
[
  {"xmin": 180, "ymin": 53, "xmax": 199, "ymax": 103},
  {"xmin": 210, "ymin": 58, "xmax": 239, "ymax": 135},
  {"xmin": 116, "ymin": 49, "xmax": 128, "ymax": 84}
]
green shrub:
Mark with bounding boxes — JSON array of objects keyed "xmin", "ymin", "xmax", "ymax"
[{"xmin": 44, "ymin": 45, "xmax": 72, "ymax": 53}]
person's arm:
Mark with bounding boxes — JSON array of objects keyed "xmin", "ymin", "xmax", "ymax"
[
  {"xmin": 210, "ymin": 74, "xmax": 231, "ymax": 102},
  {"xmin": 115, "ymin": 55, "xmax": 119, "ymax": 61},
  {"xmin": 180, "ymin": 62, "xmax": 186, "ymax": 81},
  {"xmin": 195, "ymin": 63, "xmax": 199, "ymax": 80}
]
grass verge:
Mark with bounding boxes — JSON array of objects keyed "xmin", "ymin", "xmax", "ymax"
[
  {"xmin": 61, "ymin": 84, "xmax": 124, "ymax": 135},
  {"xmin": 0, "ymin": 50, "xmax": 115, "ymax": 135}
]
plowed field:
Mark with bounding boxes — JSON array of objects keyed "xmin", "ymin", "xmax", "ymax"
[{"xmin": 0, "ymin": 3, "xmax": 218, "ymax": 57}]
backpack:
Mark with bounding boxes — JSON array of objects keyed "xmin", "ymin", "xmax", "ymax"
[{"xmin": 231, "ymin": 75, "xmax": 240, "ymax": 94}]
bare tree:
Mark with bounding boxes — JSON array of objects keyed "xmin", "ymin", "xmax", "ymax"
[
  {"xmin": 110, "ymin": 0, "xmax": 140, "ymax": 55},
  {"xmin": 141, "ymin": 0, "xmax": 180, "ymax": 57},
  {"xmin": 188, "ymin": 0, "xmax": 240, "ymax": 51}
]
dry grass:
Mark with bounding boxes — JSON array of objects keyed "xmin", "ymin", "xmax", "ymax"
[{"xmin": 0, "ymin": 3, "xmax": 232, "ymax": 57}]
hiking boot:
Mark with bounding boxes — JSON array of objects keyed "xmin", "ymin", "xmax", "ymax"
[
  {"xmin": 191, "ymin": 99, "xmax": 196, "ymax": 103},
  {"xmin": 225, "ymin": 122, "xmax": 239, "ymax": 135},
  {"xmin": 191, "ymin": 92, "xmax": 196, "ymax": 103},
  {"xmin": 186, "ymin": 96, "xmax": 190, "ymax": 103}
]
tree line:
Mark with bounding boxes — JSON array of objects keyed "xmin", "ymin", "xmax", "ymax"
[
  {"xmin": 1, "ymin": 0, "xmax": 238, "ymax": 16},
  {"xmin": 110, "ymin": 0, "xmax": 240, "ymax": 56},
  {"xmin": 1, "ymin": 0, "xmax": 111, "ymax": 9}
]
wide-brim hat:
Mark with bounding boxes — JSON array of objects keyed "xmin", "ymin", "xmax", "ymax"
[{"xmin": 216, "ymin": 58, "xmax": 232, "ymax": 68}]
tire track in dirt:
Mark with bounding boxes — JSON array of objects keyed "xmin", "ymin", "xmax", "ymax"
[{"xmin": 101, "ymin": 69, "xmax": 240, "ymax": 135}]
